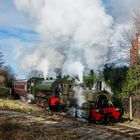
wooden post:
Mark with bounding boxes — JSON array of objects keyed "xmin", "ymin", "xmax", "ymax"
[{"xmin": 129, "ymin": 96, "xmax": 133, "ymax": 120}]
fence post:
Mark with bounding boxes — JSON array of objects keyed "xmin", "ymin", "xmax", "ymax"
[{"xmin": 129, "ymin": 96, "xmax": 133, "ymax": 120}]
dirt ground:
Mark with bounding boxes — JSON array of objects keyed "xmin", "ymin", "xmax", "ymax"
[
  {"xmin": 0, "ymin": 100, "xmax": 139, "ymax": 140},
  {"xmin": 0, "ymin": 110, "xmax": 85, "ymax": 140},
  {"xmin": 0, "ymin": 110, "xmax": 136, "ymax": 140}
]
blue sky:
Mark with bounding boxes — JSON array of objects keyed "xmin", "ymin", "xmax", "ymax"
[
  {"xmin": 0, "ymin": 0, "xmax": 38, "ymax": 78},
  {"xmin": 0, "ymin": 0, "xmax": 33, "ymax": 29},
  {"xmin": 0, "ymin": 26, "xmax": 38, "ymax": 76}
]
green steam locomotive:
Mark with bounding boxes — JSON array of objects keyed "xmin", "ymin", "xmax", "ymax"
[{"xmin": 13, "ymin": 77, "xmax": 122, "ymax": 123}]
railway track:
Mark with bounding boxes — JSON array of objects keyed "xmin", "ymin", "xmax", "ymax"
[
  {"xmin": 38, "ymin": 104, "xmax": 140, "ymax": 139},
  {"xmin": 18, "ymin": 99, "xmax": 140, "ymax": 139},
  {"xmin": 1, "ymin": 110, "xmax": 138, "ymax": 140},
  {"xmin": 87, "ymin": 122, "xmax": 140, "ymax": 140},
  {"xmin": 58, "ymin": 110, "xmax": 140, "ymax": 140},
  {"xmin": 65, "ymin": 107, "xmax": 140, "ymax": 139}
]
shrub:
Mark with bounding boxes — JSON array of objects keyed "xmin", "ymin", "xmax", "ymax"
[{"xmin": 0, "ymin": 87, "xmax": 10, "ymax": 98}]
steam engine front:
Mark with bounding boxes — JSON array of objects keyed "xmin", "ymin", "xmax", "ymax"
[{"xmin": 13, "ymin": 77, "xmax": 121, "ymax": 123}]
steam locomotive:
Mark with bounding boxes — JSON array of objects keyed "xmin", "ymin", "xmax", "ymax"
[
  {"xmin": 13, "ymin": 77, "xmax": 63, "ymax": 110},
  {"xmin": 13, "ymin": 77, "xmax": 121, "ymax": 123}
]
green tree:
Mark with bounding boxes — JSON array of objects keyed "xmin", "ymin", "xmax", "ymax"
[
  {"xmin": 103, "ymin": 63, "xmax": 128, "ymax": 98},
  {"xmin": 121, "ymin": 65, "xmax": 140, "ymax": 98}
]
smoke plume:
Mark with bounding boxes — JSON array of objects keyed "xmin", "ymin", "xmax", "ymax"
[
  {"xmin": 73, "ymin": 86, "xmax": 85, "ymax": 107},
  {"xmin": 13, "ymin": 0, "xmax": 140, "ymax": 79},
  {"xmin": 63, "ymin": 61, "xmax": 84, "ymax": 83},
  {"xmin": 14, "ymin": 0, "xmax": 114, "ymax": 79}
]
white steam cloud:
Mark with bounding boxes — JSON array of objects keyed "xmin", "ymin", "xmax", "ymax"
[
  {"xmin": 63, "ymin": 61, "xmax": 84, "ymax": 83},
  {"xmin": 13, "ymin": 0, "xmax": 140, "ymax": 79},
  {"xmin": 14, "ymin": 0, "xmax": 113, "ymax": 79},
  {"xmin": 73, "ymin": 86, "xmax": 85, "ymax": 107}
]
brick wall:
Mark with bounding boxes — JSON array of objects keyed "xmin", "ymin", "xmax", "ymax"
[{"xmin": 130, "ymin": 33, "xmax": 140, "ymax": 65}]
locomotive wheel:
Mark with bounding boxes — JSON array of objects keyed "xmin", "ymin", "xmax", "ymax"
[
  {"xmin": 88, "ymin": 115, "xmax": 93, "ymax": 123},
  {"xmin": 44, "ymin": 100, "xmax": 50, "ymax": 110},
  {"xmin": 88, "ymin": 111, "xmax": 95, "ymax": 123},
  {"xmin": 96, "ymin": 117, "xmax": 104, "ymax": 124},
  {"xmin": 49, "ymin": 101, "xmax": 60, "ymax": 111},
  {"xmin": 34, "ymin": 96, "xmax": 38, "ymax": 103},
  {"xmin": 35, "ymin": 96, "xmax": 44, "ymax": 107},
  {"xmin": 55, "ymin": 101, "xmax": 60, "ymax": 107}
]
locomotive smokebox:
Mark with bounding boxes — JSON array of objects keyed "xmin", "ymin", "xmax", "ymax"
[{"xmin": 96, "ymin": 81, "xmax": 102, "ymax": 90}]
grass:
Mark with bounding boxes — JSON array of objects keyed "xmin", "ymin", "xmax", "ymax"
[{"xmin": 0, "ymin": 98, "xmax": 52, "ymax": 118}]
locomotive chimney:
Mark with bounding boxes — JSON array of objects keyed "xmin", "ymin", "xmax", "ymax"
[
  {"xmin": 56, "ymin": 75, "xmax": 61, "ymax": 80},
  {"xmin": 55, "ymin": 68, "xmax": 62, "ymax": 80},
  {"xmin": 96, "ymin": 81, "xmax": 102, "ymax": 90}
]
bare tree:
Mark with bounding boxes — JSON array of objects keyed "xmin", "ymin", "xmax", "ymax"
[
  {"xmin": 119, "ymin": 9, "xmax": 140, "ymax": 65},
  {"xmin": 133, "ymin": 8, "xmax": 140, "ymax": 33},
  {"xmin": 123, "ymin": 8, "xmax": 140, "ymax": 43},
  {"xmin": 27, "ymin": 69, "xmax": 44, "ymax": 79},
  {"xmin": 0, "ymin": 52, "xmax": 4, "ymax": 68},
  {"xmin": 2, "ymin": 65, "xmax": 16, "ymax": 87}
]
